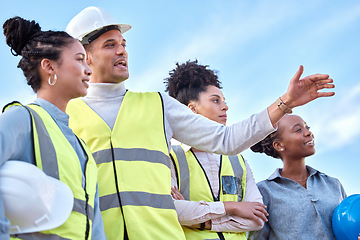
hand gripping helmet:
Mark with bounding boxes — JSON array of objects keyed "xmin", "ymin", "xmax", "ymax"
[
  {"xmin": 0, "ymin": 161, "xmax": 74, "ymax": 234},
  {"xmin": 66, "ymin": 6, "xmax": 132, "ymax": 44},
  {"xmin": 332, "ymin": 194, "xmax": 360, "ymax": 240}
]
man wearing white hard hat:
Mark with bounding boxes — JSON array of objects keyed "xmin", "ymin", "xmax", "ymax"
[{"xmin": 66, "ymin": 6, "xmax": 335, "ymax": 240}]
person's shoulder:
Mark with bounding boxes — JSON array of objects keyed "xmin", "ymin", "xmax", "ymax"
[
  {"xmin": 127, "ymin": 90, "xmax": 165, "ymax": 99},
  {"xmin": 1, "ymin": 102, "xmax": 31, "ymax": 125},
  {"xmin": 2, "ymin": 102, "xmax": 30, "ymax": 117},
  {"xmin": 309, "ymin": 165, "xmax": 343, "ymax": 184},
  {"xmin": 256, "ymin": 179, "xmax": 274, "ymax": 201},
  {"xmin": 320, "ymin": 172, "xmax": 342, "ymax": 184},
  {"xmin": 256, "ymin": 179, "xmax": 271, "ymax": 190},
  {"xmin": 127, "ymin": 90, "xmax": 158, "ymax": 95},
  {"xmin": 157, "ymin": 92, "xmax": 177, "ymax": 100},
  {"xmin": 256, "ymin": 170, "xmax": 280, "ymax": 190}
]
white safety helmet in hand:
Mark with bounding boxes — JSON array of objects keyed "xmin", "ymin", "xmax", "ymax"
[
  {"xmin": 0, "ymin": 161, "xmax": 74, "ymax": 234},
  {"xmin": 66, "ymin": 6, "xmax": 132, "ymax": 44}
]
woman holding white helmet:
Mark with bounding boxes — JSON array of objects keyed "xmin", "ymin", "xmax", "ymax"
[{"xmin": 0, "ymin": 16, "xmax": 106, "ymax": 239}]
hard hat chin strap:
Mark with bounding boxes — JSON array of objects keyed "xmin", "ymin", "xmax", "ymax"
[
  {"xmin": 34, "ymin": 214, "xmax": 50, "ymax": 226},
  {"xmin": 84, "ymin": 25, "xmax": 120, "ymax": 44},
  {"xmin": 10, "ymin": 214, "xmax": 50, "ymax": 234}
]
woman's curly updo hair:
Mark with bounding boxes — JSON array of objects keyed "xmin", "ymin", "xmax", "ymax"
[
  {"xmin": 3, "ymin": 16, "xmax": 75, "ymax": 92},
  {"xmin": 164, "ymin": 60, "xmax": 222, "ymax": 105},
  {"xmin": 250, "ymin": 130, "xmax": 282, "ymax": 159}
]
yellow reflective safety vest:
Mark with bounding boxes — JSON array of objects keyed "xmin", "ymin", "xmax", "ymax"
[
  {"xmin": 67, "ymin": 91, "xmax": 186, "ymax": 240},
  {"xmin": 171, "ymin": 145, "xmax": 247, "ymax": 240},
  {"xmin": 5, "ymin": 102, "xmax": 97, "ymax": 240}
]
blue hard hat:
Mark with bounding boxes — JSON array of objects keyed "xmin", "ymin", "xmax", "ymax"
[{"xmin": 332, "ymin": 194, "xmax": 360, "ymax": 240}]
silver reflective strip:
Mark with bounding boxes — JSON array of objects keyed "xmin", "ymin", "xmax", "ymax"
[
  {"xmin": 171, "ymin": 145, "xmax": 190, "ymax": 200},
  {"xmin": 228, "ymin": 155, "xmax": 243, "ymax": 180},
  {"xmin": 26, "ymin": 107, "xmax": 93, "ymax": 222},
  {"xmin": 25, "ymin": 106, "xmax": 59, "ymax": 179},
  {"xmin": 99, "ymin": 192, "xmax": 175, "ymax": 211},
  {"xmin": 99, "ymin": 194, "xmax": 120, "ymax": 211},
  {"xmin": 228, "ymin": 155, "xmax": 244, "ymax": 201},
  {"xmin": 11, "ymin": 232, "xmax": 71, "ymax": 240},
  {"xmin": 73, "ymin": 198, "xmax": 94, "ymax": 221},
  {"xmin": 93, "ymin": 148, "xmax": 170, "ymax": 169}
]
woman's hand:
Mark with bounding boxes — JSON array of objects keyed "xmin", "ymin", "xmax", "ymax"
[
  {"xmin": 223, "ymin": 201, "xmax": 268, "ymax": 226},
  {"xmin": 281, "ymin": 65, "xmax": 335, "ymax": 108},
  {"xmin": 171, "ymin": 186, "xmax": 185, "ymax": 200}
]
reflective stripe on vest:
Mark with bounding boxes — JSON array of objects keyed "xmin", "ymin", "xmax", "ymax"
[
  {"xmin": 7, "ymin": 103, "xmax": 97, "ymax": 240},
  {"xmin": 172, "ymin": 145, "xmax": 190, "ymax": 200},
  {"xmin": 67, "ymin": 92, "xmax": 186, "ymax": 240},
  {"xmin": 225, "ymin": 155, "xmax": 247, "ymax": 202},
  {"xmin": 92, "ymin": 147, "xmax": 170, "ymax": 167},
  {"xmin": 171, "ymin": 145, "xmax": 247, "ymax": 240}
]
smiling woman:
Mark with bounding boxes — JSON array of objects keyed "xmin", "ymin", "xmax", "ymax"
[
  {"xmin": 45, "ymin": 41, "xmax": 92, "ymax": 105},
  {"xmin": 0, "ymin": 16, "xmax": 105, "ymax": 239},
  {"xmin": 248, "ymin": 114, "xmax": 347, "ymax": 240}
]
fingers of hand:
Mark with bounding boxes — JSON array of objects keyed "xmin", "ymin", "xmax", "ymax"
[
  {"xmin": 171, "ymin": 187, "xmax": 182, "ymax": 199},
  {"xmin": 314, "ymin": 78, "xmax": 335, "ymax": 97},
  {"xmin": 254, "ymin": 204, "xmax": 269, "ymax": 221},
  {"xmin": 291, "ymin": 65, "xmax": 304, "ymax": 83},
  {"xmin": 315, "ymin": 79, "xmax": 335, "ymax": 90},
  {"xmin": 245, "ymin": 203, "xmax": 268, "ymax": 224},
  {"xmin": 254, "ymin": 208, "xmax": 269, "ymax": 222},
  {"xmin": 314, "ymin": 77, "xmax": 333, "ymax": 84},
  {"xmin": 317, "ymin": 91, "xmax": 335, "ymax": 97},
  {"xmin": 251, "ymin": 211, "xmax": 267, "ymax": 226},
  {"xmin": 306, "ymin": 74, "xmax": 330, "ymax": 81}
]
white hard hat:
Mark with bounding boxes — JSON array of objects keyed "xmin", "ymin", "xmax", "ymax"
[
  {"xmin": 0, "ymin": 161, "xmax": 74, "ymax": 234},
  {"xmin": 66, "ymin": 6, "xmax": 132, "ymax": 44}
]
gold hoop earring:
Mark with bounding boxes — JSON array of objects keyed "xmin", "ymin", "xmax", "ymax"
[{"xmin": 48, "ymin": 74, "xmax": 57, "ymax": 86}]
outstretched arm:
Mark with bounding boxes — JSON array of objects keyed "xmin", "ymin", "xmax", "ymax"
[{"xmin": 267, "ymin": 65, "xmax": 334, "ymax": 127}]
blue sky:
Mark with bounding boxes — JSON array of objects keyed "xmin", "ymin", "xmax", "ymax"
[{"xmin": 0, "ymin": 1, "xmax": 359, "ymax": 195}]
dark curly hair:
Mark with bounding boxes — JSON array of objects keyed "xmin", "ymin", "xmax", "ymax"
[
  {"xmin": 164, "ymin": 60, "xmax": 222, "ymax": 105},
  {"xmin": 3, "ymin": 16, "xmax": 75, "ymax": 92},
  {"xmin": 250, "ymin": 130, "xmax": 282, "ymax": 159}
]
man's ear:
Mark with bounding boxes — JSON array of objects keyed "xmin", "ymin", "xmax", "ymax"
[
  {"xmin": 86, "ymin": 51, "xmax": 92, "ymax": 66},
  {"xmin": 40, "ymin": 58, "xmax": 55, "ymax": 75}
]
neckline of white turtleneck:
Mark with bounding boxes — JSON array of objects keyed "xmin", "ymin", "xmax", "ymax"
[{"xmin": 85, "ymin": 82, "xmax": 126, "ymax": 99}]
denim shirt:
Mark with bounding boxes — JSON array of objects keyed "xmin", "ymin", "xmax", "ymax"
[
  {"xmin": 0, "ymin": 98, "xmax": 106, "ymax": 240},
  {"xmin": 248, "ymin": 165, "xmax": 347, "ymax": 240}
]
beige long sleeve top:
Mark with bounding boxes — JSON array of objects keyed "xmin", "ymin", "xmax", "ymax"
[{"xmin": 171, "ymin": 145, "xmax": 264, "ymax": 233}]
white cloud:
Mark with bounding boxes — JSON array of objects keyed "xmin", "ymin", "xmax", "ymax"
[
  {"xmin": 304, "ymin": 3, "xmax": 360, "ymax": 40},
  {"xmin": 310, "ymin": 84, "xmax": 360, "ymax": 152}
]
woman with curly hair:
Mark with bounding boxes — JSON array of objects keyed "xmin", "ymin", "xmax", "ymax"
[
  {"xmin": 165, "ymin": 60, "xmax": 268, "ymax": 240},
  {"xmin": 0, "ymin": 16, "xmax": 105, "ymax": 239},
  {"xmin": 248, "ymin": 114, "xmax": 347, "ymax": 240}
]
